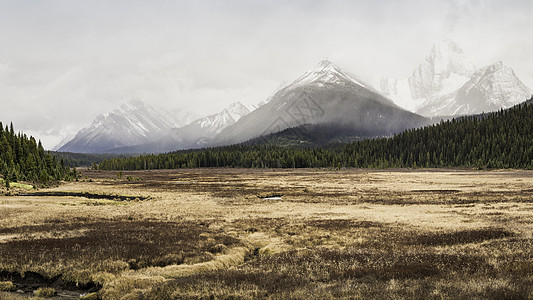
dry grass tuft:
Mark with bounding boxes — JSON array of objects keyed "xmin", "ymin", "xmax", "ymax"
[
  {"xmin": 0, "ymin": 281, "xmax": 15, "ymax": 291},
  {"xmin": 34, "ymin": 286, "xmax": 56, "ymax": 297},
  {"xmin": 0, "ymin": 292, "xmax": 30, "ymax": 300}
]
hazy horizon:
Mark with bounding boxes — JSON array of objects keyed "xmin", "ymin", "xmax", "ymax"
[{"xmin": 1, "ymin": 0, "xmax": 533, "ymax": 149}]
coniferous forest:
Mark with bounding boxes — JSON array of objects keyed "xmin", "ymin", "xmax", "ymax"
[
  {"xmin": 0, "ymin": 122, "xmax": 75, "ymax": 186},
  {"xmin": 98, "ymin": 99, "xmax": 533, "ymax": 171}
]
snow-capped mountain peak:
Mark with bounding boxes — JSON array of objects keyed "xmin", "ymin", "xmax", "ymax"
[
  {"xmin": 224, "ymin": 102, "xmax": 250, "ymax": 122},
  {"xmin": 119, "ymin": 98, "xmax": 146, "ymax": 112},
  {"xmin": 409, "ymin": 39, "xmax": 475, "ymax": 101},
  {"xmin": 377, "ymin": 39, "xmax": 476, "ymax": 112},
  {"xmin": 134, "ymin": 101, "xmax": 254, "ymax": 152},
  {"xmin": 57, "ymin": 99, "xmax": 193, "ymax": 153},
  {"xmin": 416, "ymin": 61, "xmax": 532, "ymax": 117},
  {"xmin": 197, "ymin": 102, "xmax": 250, "ymax": 134},
  {"xmin": 102, "ymin": 101, "xmax": 252, "ymax": 154},
  {"xmin": 423, "ymin": 39, "xmax": 475, "ymax": 78},
  {"xmin": 214, "ymin": 59, "xmax": 426, "ymax": 146},
  {"xmin": 291, "ymin": 59, "xmax": 369, "ymax": 88},
  {"xmin": 105, "ymin": 99, "xmax": 176, "ymax": 137},
  {"xmin": 456, "ymin": 61, "xmax": 532, "ymax": 108}
]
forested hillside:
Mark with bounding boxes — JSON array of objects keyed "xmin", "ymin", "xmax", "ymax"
[
  {"xmin": 98, "ymin": 98, "xmax": 533, "ymax": 170},
  {"xmin": 0, "ymin": 122, "xmax": 75, "ymax": 185}
]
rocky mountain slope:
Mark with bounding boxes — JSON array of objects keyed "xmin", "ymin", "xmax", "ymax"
[
  {"xmin": 416, "ymin": 61, "xmax": 532, "ymax": 116},
  {"xmin": 57, "ymin": 99, "xmax": 189, "ymax": 153},
  {"xmin": 214, "ymin": 60, "xmax": 430, "ymax": 146},
  {"xmin": 108, "ymin": 102, "xmax": 250, "ymax": 153},
  {"xmin": 378, "ymin": 39, "xmax": 476, "ymax": 112},
  {"xmin": 378, "ymin": 40, "xmax": 532, "ymax": 117}
]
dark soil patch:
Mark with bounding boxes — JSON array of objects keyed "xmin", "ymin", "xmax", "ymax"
[
  {"xmin": 0, "ymin": 270, "xmax": 99, "ymax": 295},
  {"xmin": 16, "ymin": 191, "xmax": 149, "ymax": 201},
  {"xmin": 411, "ymin": 189, "xmax": 461, "ymax": 194},
  {"xmin": 306, "ymin": 219, "xmax": 382, "ymax": 230},
  {"xmin": 409, "ymin": 228, "xmax": 514, "ymax": 246}
]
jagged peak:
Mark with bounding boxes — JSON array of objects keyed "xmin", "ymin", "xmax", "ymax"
[
  {"xmin": 222, "ymin": 101, "xmax": 250, "ymax": 117},
  {"xmin": 127, "ymin": 98, "xmax": 145, "ymax": 106},
  {"xmin": 315, "ymin": 59, "xmax": 337, "ymax": 70},
  {"xmin": 473, "ymin": 61, "xmax": 514, "ymax": 78},
  {"xmin": 120, "ymin": 98, "xmax": 146, "ymax": 111},
  {"xmin": 421, "ymin": 39, "xmax": 475, "ymax": 76},
  {"xmin": 92, "ymin": 113, "xmax": 106, "ymax": 125},
  {"xmin": 485, "ymin": 61, "xmax": 504, "ymax": 71},
  {"xmin": 309, "ymin": 59, "xmax": 344, "ymax": 75},
  {"xmin": 226, "ymin": 101, "xmax": 249, "ymax": 111},
  {"xmin": 467, "ymin": 61, "xmax": 532, "ymax": 95},
  {"xmin": 426, "ymin": 39, "xmax": 467, "ymax": 64},
  {"xmin": 416, "ymin": 59, "xmax": 533, "ymax": 117},
  {"xmin": 291, "ymin": 59, "xmax": 368, "ymax": 88},
  {"xmin": 429, "ymin": 39, "xmax": 464, "ymax": 55}
]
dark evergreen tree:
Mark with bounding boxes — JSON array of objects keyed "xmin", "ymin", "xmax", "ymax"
[{"xmin": 0, "ymin": 122, "xmax": 75, "ymax": 184}]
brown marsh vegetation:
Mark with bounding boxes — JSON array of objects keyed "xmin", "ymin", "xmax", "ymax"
[{"xmin": 1, "ymin": 168, "xmax": 533, "ymax": 299}]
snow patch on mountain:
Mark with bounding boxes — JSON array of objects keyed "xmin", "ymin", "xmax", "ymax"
[
  {"xmin": 378, "ymin": 78, "xmax": 422, "ymax": 111},
  {"xmin": 292, "ymin": 60, "xmax": 370, "ymax": 89},
  {"xmin": 187, "ymin": 101, "xmax": 250, "ymax": 136}
]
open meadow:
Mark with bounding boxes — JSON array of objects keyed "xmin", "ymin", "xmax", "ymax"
[{"xmin": 1, "ymin": 168, "xmax": 533, "ymax": 299}]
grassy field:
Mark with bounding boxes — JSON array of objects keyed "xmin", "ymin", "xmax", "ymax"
[
  {"xmin": 0, "ymin": 178, "xmax": 34, "ymax": 191},
  {"xmin": 1, "ymin": 168, "xmax": 533, "ymax": 299}
]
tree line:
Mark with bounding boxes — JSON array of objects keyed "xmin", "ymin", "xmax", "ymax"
[
  {"xmin": 95, "ymin": 99, "xmax": 533, "ymax": 170},
  {"xmin": 0, "ymin": 122, "xmax": 77, "ymax": 186},
  {"xmin": 51, "ymin": 151, "xmax": 133, "ymax": 168}
]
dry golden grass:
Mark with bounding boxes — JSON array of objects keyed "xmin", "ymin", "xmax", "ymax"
[
  {"xmin": 0, "ymin": 281, "xmax": 16, "ymax": 291},
  {"xmin": 0, "ymin": 291, "xmax": 31, "ymax": 299},
  {"xmin": 0, "ymin": 168, "xmax": 532, "ymax": 298}
]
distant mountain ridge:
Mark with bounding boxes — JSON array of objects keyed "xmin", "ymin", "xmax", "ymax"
[
  {"xmin": 57, "ymin": 99, "xmax": 193, "ymax": 153},
  {"xmin": 379, "ymin": 39, "xmax": 475, "ymax": 112},
  {"xmin": 291, "ymin": 60, "xmax": 375, "ymax": 90},
  {"xmin": 377, "ymin": 39, "xmax": 532, "ymax": 117},
  {"xmin": 109, "ymin": 102, "xmax": 250, "ymax": 153},
  {"xmin": 165, "ymin": 101, "xmax": 250, "ymax": 149},
  {"xmin": 409, "ymin": 40, "xmax": 476, "ymax": 101},
  {"xmin": 416, "ymin": 61, "xmax": 532, "ymax": 116},
  {"xmin": 192, "ymin": 102, "xmax": 250, "ymax": 136}
]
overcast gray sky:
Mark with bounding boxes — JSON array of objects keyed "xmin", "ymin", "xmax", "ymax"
[{"xmin": 1, "ymin": 0, "xmax": 532, "ymax": 149}]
